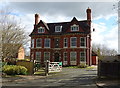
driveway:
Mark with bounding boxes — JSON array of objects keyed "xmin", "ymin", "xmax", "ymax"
[{"xmin": 2, "ymin": 66, "xmax": 97, "ymax": 88}]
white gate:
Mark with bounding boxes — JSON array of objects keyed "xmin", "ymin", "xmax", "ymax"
[{"xmin": 45, "ymin": 61, "xmax": 62, "ymax": 75}]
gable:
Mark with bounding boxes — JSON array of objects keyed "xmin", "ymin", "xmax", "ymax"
[
  {"xmin": 30, "ymin": 18, "xmax": 90, "ymax": 36},
  {"xmin": 66, "ymin": 17, "xmax": 89, "ymax": 33},
  {"xmin": 30, "ymin": 20, "xmax": 49, "ymax": 36}
]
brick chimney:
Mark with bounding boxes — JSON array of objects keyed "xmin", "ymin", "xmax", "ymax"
[
  {"xmin": 35, "ymin": 13, "xmax": 40, "ymax": 25},
  {"xmin": 86, "ymin": 7, "xmax": 91, "ymax": 26}
]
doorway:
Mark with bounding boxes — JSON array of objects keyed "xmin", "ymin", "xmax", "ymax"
[{"xmin": 54, "ymin": 53, "xmax": 59, "ymax": 62}]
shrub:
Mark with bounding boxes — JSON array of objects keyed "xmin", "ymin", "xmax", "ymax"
[
  {"xmin": 2, "ymin": 65, "xmax": 28, "ymax": 75},
  {"xmin": 78, "ymin": 63, "xmax": 88, "ymax": 68},
  {"xmin": 17, "ymin": 59, "xmax": 30, "ymax": 62},
  {"xmin": 6, "ymin": 58, "xmax": 16, "ymax": 65}
]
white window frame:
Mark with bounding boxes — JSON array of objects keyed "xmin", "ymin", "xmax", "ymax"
[
  {"xmin": 80, "ymin": 51, "xmax": 86, "ymax": 62},
  {"xmin": 44, "ymin": 38, "xmax": 50, "ymax": 48},
  {"xmin": 55, "ymin": 26, "xmax": 62, "ymax": 32},
  {"xmin": 31, "ymin": 39, "xmax": 34, "ymax": 48},
  {"xmin": 70, "ymin": 52, "xmax": 77, "ymax": 65},
  {"xmin": 63, "ymin": 52, "xmax": 67, "ymax": 65},
  {"xmin": 64, "ymin": 38, "xmax": 68, "ymax": 48},
  {"xmin": 35, "ymin": 52, "xmax": 41, "ymax": 62},
  {"xmin": 71, "ymin": 24, "xmax": 79, "ymax": 31},
  {"xmin": 36, "ymin": 38, "xmax": 42, "ymax": 48},
  {"xmin": 70, "ymin": 37, "xmax": 77, "ymax": 48},
  {"xmin": 38, "ymin": 26, "xmax": 45, "ymax": 33},
  {"xmin": 63, "ymin": 52, "xmax": 67, "ymax": 61},
  {"xmin": 80, "ymin": 37, "xmax": 86, "ymax": 48},
  {"xmin": 70, "ymin": 52, "xmax": 77, "ymax": 61},
  {"xmin": 44, "ymin": 52, "xmax": 50, "ymax": 61}
]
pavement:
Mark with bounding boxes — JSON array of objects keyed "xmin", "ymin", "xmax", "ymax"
[
  {"xmin": 1, "ymin": 66, "xmax": 120, "ymax": 88},
  {"xmin": 96, "ymin": 78, "xmax": 120, "ymax": 88}
]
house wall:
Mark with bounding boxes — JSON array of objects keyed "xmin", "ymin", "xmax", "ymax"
[
  {"xmin": 30, "ymin": 34, "xmax": 91, "ymax": 66},
  {"xmin": 30, "ymin": 8, "xmax": 92, "ymax": 66},
  {"xmin": 18, "ymin": 46, "xmax": 25, "ymax": 60},
  {"xmin": 92, "ymin": 56, "xmax": 98, "ymax": 65}
]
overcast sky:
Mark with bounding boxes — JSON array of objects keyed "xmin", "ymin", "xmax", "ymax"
[{"xmin": 0, "ymin": 1, "xmax": 119, "ymax": 54}]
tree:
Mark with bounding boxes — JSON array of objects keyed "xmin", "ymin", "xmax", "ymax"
[
  {"xmin": 0, "ymin": 8, "xmax": 29, "ymax": 61},
  {"xmin": 92, "ymin": 43, "xmax": 117, "ymax": 59}
]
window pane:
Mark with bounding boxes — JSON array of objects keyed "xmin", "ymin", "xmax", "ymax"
[
  {"xmin": 71, "ymin": 37, "xmax": 77, "ymax": 47},
  {"xmin": 44, "ymin": 52, "xmax": 50, "ymax": 61},
  {"xmin": 31, "ymin": 39, "xmax": 34, "ymax": 48},
  {"xmin": 64, "ymin": 38, "xmax": 68, "ymax": 47},
  {"xmin": 45, "ymin": 39, "xmax": 50, "ymax": 47},
  {"xmin": 80, "ymin": 51, "xmax": 86, "ymax": 62},
  {"xmin": 64, "ymin": 52, "xmax": 67, "ymax": 61},
  {"xmin": 80, "ymin": 37, "xmax": 86, "ymax": 47},
  {"xmin": 70, "ymin": 52, "xmax": 76, "ymax": 61},
  {"xmin": 36, "ymin": 52, "xmax": 41, "ymax": 61},
  {"xmin": 36, "ymin": 38, "xmax": 42, "ymax": 47},
  {"xmin": 71, "ymin": 25, "xmax": 79, "ymax": 31},
  {"xmin": 38, "ymin": 27, "xmax": 44, "ymax": 33},
  {"xmin": 55, "ymin": 26, "xmax": 62, "ymax": 32}
]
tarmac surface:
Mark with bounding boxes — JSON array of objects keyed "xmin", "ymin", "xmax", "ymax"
[{"xmin": 1, "ymin": 66, "xmax": 120, "ymax": 88}]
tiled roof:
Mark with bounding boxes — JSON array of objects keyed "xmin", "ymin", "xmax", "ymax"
[
  {"xmin": 30, "ymin": 17, "xmax": 90, "ymax": 36},
  {"xmin": 92, "ymin": 51, "xmax": 97, "ymax": 56}
]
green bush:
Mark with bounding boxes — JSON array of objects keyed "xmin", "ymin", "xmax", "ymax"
[
  {"xmin": 78, "ymin": 63, "xmax": 88, "ymax": 68},
  {"xmin": 2, "ymin": 65, "xmax": 28, "ymax": 75}
]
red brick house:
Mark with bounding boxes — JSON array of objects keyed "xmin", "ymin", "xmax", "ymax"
[{"xmin": 30, "ymin": 8, "xmax": 93, "ymax": 66}]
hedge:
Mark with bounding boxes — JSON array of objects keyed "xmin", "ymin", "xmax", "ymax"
[{"xmin": 2, "ymin": 65, "xmax": 28, "ymax": 75}]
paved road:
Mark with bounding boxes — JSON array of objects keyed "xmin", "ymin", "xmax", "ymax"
[{"xmin": 2, "ymin": 67, "xmax": 97, "ymax": 88}]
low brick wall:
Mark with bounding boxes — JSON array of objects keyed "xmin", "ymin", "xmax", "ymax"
[{"xmin": 16, "ymin": 61, "xmax": 34, "ymax": 75}]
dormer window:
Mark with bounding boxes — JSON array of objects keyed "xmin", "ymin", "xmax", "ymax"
[
  {"xmin": 55, "ymin": 26, "xmax": 62, "ymax": 32},
  {"xmin": 71, "ymin": 24, "xmax": 79, "ymax": 31},
  {"xmin": 38, "ymin": 27, "xmax": 45, "ymax": 33}
]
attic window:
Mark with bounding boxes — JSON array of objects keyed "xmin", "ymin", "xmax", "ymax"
[
  {"xmin": 38, "ymin": 27, "xmax": 45, "ymax": 33},
  {"xmin": 71, "ymin": 24, "xmax": 79, "ymax": 31},
  {"xmin": 55, "ymin": 26, "xmax": 62, "ymax": 32}
]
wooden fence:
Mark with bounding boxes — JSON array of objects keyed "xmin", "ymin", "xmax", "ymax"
[{"xmin": 98, "ymin": 60, "xmax": 120, "ymax": 78}]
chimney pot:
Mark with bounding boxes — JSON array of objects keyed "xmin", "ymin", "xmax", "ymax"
[
  {"xmin": 35, "ymin": 13, "xmax": 40, "ymax": 25},
  {"xmin": 86, "ymin": 7, "xmax": 91, "ymax": 26}
]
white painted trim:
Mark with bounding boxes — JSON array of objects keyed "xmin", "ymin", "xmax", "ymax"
[
  {"xmin": 44, "ymin": 38, "xmax": 51, "ymax": 48},
  {"xmin": 38, "ymin": 26, "xmax": 45, "ymax": 33},
  {"xmin": 70, "ymin": 52, "xmax": 77, "ymax": 61},
  {"xmin": 36, "ymin": 38, "xmax": 42, "ymax": 48},
  {"xmin": 55, "ymin": 26, "xmax": 62, "ymax": 32},
  {"xmin": 80, "ymin": 37, "xmax": 86, "ymax": 48},
  {"xmin": 31, "ymin": 39, "xmax": 34, "ymax": 48},
  {"xmin": 70, "ymin": 37, "xmax": 77, "ymax": 48},
  {"xmin": 80, "ymin": 51, "xmax": 86, "ymax": 63},
  {"xmin": 35, "ymin": 52, "xmax": 41, "ymax": 61},
  {"xmin": 44, "ymin": 52, "xmax": 50, "ymax": 61},
  {"xmin": 71, "ymin": 24, "xmax": 79, "ymax": 32},
  {"xmin": 63, "ymin": 38, "xmax": 68, "ymax": 48}
]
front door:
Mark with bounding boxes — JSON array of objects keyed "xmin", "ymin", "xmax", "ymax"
[{"xmin": 54, "ymin": 53, "xmax": 59, "ymax": 62}]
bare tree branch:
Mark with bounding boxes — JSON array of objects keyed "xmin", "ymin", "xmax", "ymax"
[{"xmin": 0, "ymin": 7, "xmax": 29, "ymax": 61}]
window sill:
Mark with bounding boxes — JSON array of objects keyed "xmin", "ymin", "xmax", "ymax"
[
  {"xmin": 44, "ymin": 47, "xmax": 50, "ymax": 48},
  {"xmin": 80, "ymin": 46, "xmax": 86, "ymax": 48},
  {"xmin": 70, "ymin": 46, "xmax": 77, "ymax": 48},
  {"xmin": 63, "ymin": 47, "xmax": 68, "ymax": 48},
  {"xmin": 36, "ymin": 47, "xmax": 42, "ymax": 48}
]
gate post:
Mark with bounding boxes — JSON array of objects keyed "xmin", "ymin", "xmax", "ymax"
[{"xmin": 45, "ymin": 60, "xmax": 49, "ymax": 76}]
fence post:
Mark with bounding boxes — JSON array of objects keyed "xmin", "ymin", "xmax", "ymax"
[
  {"xmin": 97, "ymin": 60, "xmax": 101, "ymax": 78},
  {"xmin": 45, "ymin": 60, "xmax": 49, "ymax": 76}
]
